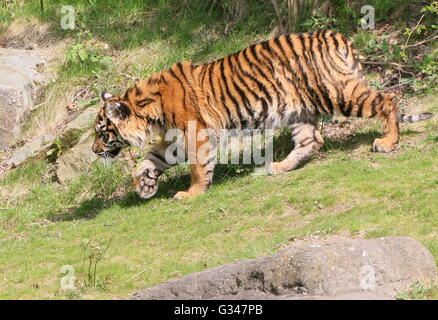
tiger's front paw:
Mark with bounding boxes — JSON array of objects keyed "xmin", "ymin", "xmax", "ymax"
[
  {"xmin": 134, "ymin": 168, "xmax": 161, "ymax": 199},
  {"xmin": 372, "ymin": 138, "xmax": 396, "ymax": 153}
]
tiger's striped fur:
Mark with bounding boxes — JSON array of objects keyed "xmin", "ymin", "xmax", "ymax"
[{"xmin": 92, "ymin": 30, "xmax": 432, "ymax": 200}]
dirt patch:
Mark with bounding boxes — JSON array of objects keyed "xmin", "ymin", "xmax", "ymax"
[{"xmin": 3, "ymin": 19, "xmax": 60, "ymax": 50}]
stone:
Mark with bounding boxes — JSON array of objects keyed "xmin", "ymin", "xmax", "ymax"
[
  {"xmin": 56, "ymin": 130, "xmax": 97, "ymax": 183},
  {"xmin": 64, "ymin": 106, "xmax": 99, "ymax": 132},
  {"xmin": 4, "ymin": 106, "xmax": 97, "ymax": 168},
  {"xmin": 0, "ymin": 48, "xmax": 46, "ymax": 149},
  {"xmin": 6, "ymin": 134, "xmax": 55, "ymax": 166},
  {"xmin": 130, "ymin": 237, "xmax": 436, "ymax": 300}
]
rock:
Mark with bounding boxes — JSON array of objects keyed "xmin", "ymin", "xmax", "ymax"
[
  {"xmin": 54, "ymin": 108, "xmax": 99, "ymax": 183},
  {"xmin": 0, "ymin": 48, "xmax": 46, "ymax": 149},
  {"xmin": 6, "ymin": 134, "xmax": 55, "ymax": 166},
  {"xmin": 56, "ymin": 130, "xmax": 97, "ymax": 183},
  {"xmin": 130, "ymin": 237, "xmax": 436, "ymax": 300},
  {"xmin": 4, "ymin": 107, "xmax": 97, "ymax": 168},
  {"xmin": 64, "ymin": 106, "xmax": 98, "ymax": 132}
]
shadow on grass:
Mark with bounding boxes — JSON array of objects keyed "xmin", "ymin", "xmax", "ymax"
[
  {"xmin": 50, "ymin": 128, "xmax": 421, "ymax": 222},
  {"xmin": 50, "ymin": 163, "xmax": 257, "ymax": 222},
  {"xmin": 323, "ymin": 128, "xmax": 420, "ymax": 152},
  {"xmin": 322, "ymin": 131, "xmax": 380, "ymax": 152}
]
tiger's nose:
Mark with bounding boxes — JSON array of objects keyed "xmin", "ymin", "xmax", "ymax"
[{"xmin": 92, "ymin": 140, "xmax": 101, "ymax": 154}]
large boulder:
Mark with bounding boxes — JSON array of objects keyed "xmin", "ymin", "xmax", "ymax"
[
  {"xmin": 130, "ymin": 237, "xmax": 436, "ymax": 300},
  {"xmin": 0, "ymin": 48, "xmax": 46, "ymax": 149}
]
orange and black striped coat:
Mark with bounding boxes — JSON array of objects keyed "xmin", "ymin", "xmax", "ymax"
[{"xmin": 92, "ymin": 30, "xmax": 432, "ymax": 200}]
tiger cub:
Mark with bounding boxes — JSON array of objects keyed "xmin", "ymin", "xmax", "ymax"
[{"xmin": 92, "ymin": 30, "xmax": 432, "ymax": 200}]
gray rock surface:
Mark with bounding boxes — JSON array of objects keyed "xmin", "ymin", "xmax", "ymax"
[
  {"xmin": 131, "ymin": 237, "xmax": 436, "ymax": 300},
  {"xmin": 6, "ymin": 134, "xmax": 55, "ymax": 166},
  {"xmin": 56, "ymin": 130, "xmax": 97, "ymax": 183},
  {"xmin": 64, "ymin": 106, "xmax": 98, "ymax": 132},
  {"xmin": 0, "ymin": 48, "xmax": 46, "ymax": 149},
  {"xmin": 5, "ymin": 106, "xmax": 98, "ymax": 168}
]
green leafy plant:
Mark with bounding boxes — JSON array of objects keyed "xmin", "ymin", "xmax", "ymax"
[
  {"xmin": 66, "ymin": 43, "xmax": 112, "ymax": 67},
  {"xmin": 76, "ymin": 97, "xmax": 100, "ymax": 108},
  {"xmin": 45, "ymin": 137, "xmax": 65, "ymax": 159},
  {"xmin": 46, "ymin": 129, "xmax": 85, "ymax": 161},
  {"xmin": 301, "ymin": 10, "xmax": 339, "ymax": 31},
  {"xmin": 396, "ymin": 282, "xmax": 438, "ymax": 300}
]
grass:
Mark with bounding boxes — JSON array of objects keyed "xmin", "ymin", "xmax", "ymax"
[
  {"xmin": 1, "ymin": 0, "xmax": 275, "ymax": 49},
  {"xmin": 396, "ymin": 281, "xmax": 438, "ymax": 300},
  {"xmin": 3, "ymin": 0, "xmax": 276, "ymax": 139},
  {"xmin": 0, "ymin": 0, "xmax": 437, "ymax": 299},
  {"xmin": 0, "ymin": 107, "xmax": 437, "ymax": 299}
]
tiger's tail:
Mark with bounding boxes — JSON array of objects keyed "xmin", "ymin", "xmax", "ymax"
[{"xmin": 399, "ymin": 112, "xmax": 433, "ymax": 123}]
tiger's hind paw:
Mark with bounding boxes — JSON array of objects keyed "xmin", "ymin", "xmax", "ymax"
[
  {"xmin": 173, "ymin": 189, "xmax": 204, "ymax": 200},
  {"xmin": 268, "ymin": 162, "xmax": 289, "ymax": 175},
  {"xmin": 372, "ymin": 138, "xmax": 397, "ymax": 153}
]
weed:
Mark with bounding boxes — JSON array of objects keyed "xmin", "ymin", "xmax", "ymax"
[
  {"xmin": 396, "ymin": 281, "xmax": 438, "ymax": 300},
  {"xmin": 46, "ymin": 129, "xmax": 85, "ymax": 161},
  {"xmin": 78, "ymin": 237, "xmax": 113, "ymax": 290},
  {"xmin": 66, "ymin": 43, "xmax": 112, "ymax": 67}
]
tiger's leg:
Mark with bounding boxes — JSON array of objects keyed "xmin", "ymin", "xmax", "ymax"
[
  {"xmin": 269, "ymin": 120, "xmax": 324, "ymax": 175},
  {"xmin": 174, "ymin": 129, "xmax": 216, "ymax": 200},
  {"xmin": 350, "ymin": 87, "xmax": 399, "ymax": 152},
  {"xmin": 134, "ymin": 144, "xmax": 175, "ymax": 199},
  {"xmin": 371, "ymin": 93, "xmax": 399, "ymax": 153}
]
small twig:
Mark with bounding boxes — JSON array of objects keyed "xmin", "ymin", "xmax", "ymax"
[
  {"xmin": 120, "ymin": 73, "xmax": 139, "ymax": 81},
  {"xmin": 270, "ymin": 0, "xmax": 286, "ymax": 35},
  {"xmin": 127, "ymin": 270, "xmax": 147, "ymax": 282},
  {"xmin": 72, "ymin": 84, "xmax": 93, "ymax": 103},
  {"xmin": 361, "ymin": 60, "xmax": 417, "ymax": 78},
  {"xmin": 360, "ymin": 60, "xmax": 411, "ymax": 68},
  {"xmin": 270, "ymin": 0, "xmax": 282, "ymax": 22},
  {"xmin": 379, "ymin": 80, "xmax": 415, "ymax": 92},
  {"xmin": 405, "ymin": 33, "xmax": 438, "ymax": 48},
  {"xmin": 403, "ymin": 14, "xmax": 426, "ymax": 52}
]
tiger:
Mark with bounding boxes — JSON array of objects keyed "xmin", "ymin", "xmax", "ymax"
[{"xmin": 92, "ymin": 30, "xmax": 433, "ymax": 200}]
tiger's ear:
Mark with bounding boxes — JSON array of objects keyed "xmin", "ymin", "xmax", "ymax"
[
  {"xmin": 105, "ymin": 102, "xmax": 131, "ymax": 123},
  {"xmin": 101, "ymin": 91, "xmax": 114, "ymax": 102}
]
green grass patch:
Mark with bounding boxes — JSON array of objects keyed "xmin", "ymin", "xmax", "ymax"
[
  {"xmin": 1, "ymin": 0, "xmax": 437, "ymax": 300},
  {"xmin": 0, "ymin": 114, "xmax": 437, "ymax": 299}
]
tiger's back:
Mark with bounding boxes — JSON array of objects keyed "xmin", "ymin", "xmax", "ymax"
[{"xmin": 159, "ymin": 30, "xmax": 393, "ymax": 132}]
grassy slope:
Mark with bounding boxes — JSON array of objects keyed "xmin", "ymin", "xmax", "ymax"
[
  {"xmin": 1, "ymin": 108, "xmax": 437, "ymax": 299},
  {"xmin": 0, "ymin": 0, "xmax": 437, "ymax": 299}
]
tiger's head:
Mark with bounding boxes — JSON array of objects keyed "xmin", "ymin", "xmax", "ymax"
[
  {"xmin": 92, "ymin": 80, "xmax": 165, "ymax": 159},
  {"xmin": 92, "ymin": 92, "xmax": 132, "ymax": 159}
]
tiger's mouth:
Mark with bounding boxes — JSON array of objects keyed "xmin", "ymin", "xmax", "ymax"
[{"xmin": 98, "ymin": 147, "xmax": 122, "ymax": 159}]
